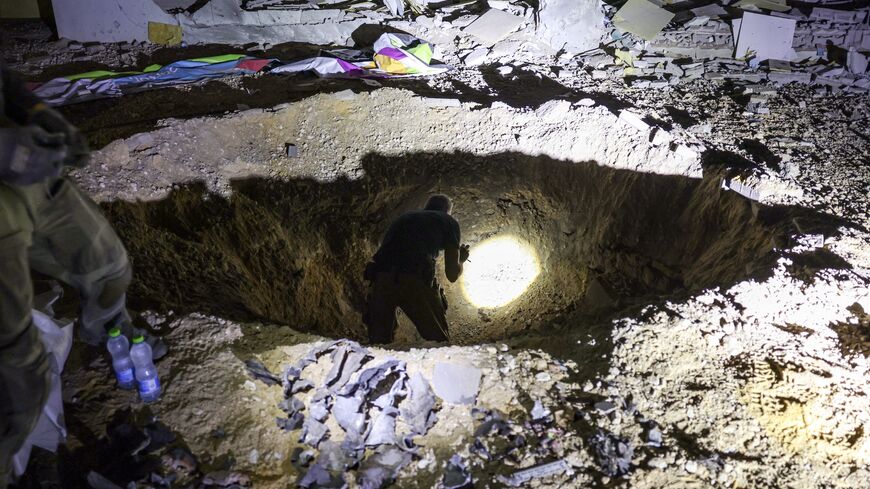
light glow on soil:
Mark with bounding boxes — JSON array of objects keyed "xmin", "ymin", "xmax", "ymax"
[{"xmin": 461, "ymin": 236, "xmax": 540, "ymax": 308}]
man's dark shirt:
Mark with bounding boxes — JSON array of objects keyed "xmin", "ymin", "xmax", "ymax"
[{"xmin": 373, "ymin": 210, "xmax": 460, "ymax": 280}]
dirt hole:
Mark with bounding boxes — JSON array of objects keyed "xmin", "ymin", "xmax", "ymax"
[{"xmin": 105, "ymin": 151, "xmax": 801, "ymax": 344}]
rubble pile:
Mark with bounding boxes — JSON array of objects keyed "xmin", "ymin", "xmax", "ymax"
[
  {"xmin": 234, "ymin": 335, "xmax": 821, "ymax": 487},
  {"xmin": 592, "ymin": 2, "xmax": 870, "ymax": 93},
  {"xmin": 239, "ymin": 338, "xmax": 727, "ymax": 487},
  {"xmin": 7, "ymin": 0, "xmax": 864, "ymax": 98}
]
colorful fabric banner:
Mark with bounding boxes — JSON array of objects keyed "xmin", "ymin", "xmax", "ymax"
[
  {"xmin": 271, "ymin": 33, "xmax": 450, "ymax": 78},
  {"xmin": 32, "ymin": 34, "xmax": 451, "ymax": 106},
  {"xmin": 34, "ymin": 55, "xmax": 273, "ymax": 106}
]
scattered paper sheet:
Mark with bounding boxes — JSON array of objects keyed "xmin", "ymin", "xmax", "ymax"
[
  {"xmin": 613, "ymin": 0, "xmax": 676, "ymax": 41},
  {"xmin": 734, "ymin": 12, "xmax": 796, "ymax": 61}
]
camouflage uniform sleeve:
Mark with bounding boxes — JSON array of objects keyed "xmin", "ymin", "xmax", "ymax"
[{"xmin": 1, "ymin": 60, "xmax": 43, "ymax": 125}]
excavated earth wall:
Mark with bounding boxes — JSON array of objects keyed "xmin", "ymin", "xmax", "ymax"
[{"xmin": 79, "ymin": 88, "xmax": 802, "ymax": 344}]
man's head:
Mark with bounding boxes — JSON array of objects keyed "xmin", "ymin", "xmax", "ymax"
[{"xmin": 424, "ymin": 194, "xmax": 453, "ymax": 214}]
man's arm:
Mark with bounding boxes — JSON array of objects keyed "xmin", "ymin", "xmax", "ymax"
[
  {"xmin": 444, "ymin": 244, "xmax": 470, "ymax": 283},
  {"xmin": 444, "ymin": 246, "xmax": 462, "ymax": 283}
]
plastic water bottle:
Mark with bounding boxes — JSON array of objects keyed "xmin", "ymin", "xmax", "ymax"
[
  {"xmin": 107, "ymin": 327, "xmax": 135, "ymax": 390},
  {"xmin": 131, "ymin": 335, "xmax": 161, "ymax": 403}
]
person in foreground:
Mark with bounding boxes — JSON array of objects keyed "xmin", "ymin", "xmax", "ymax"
[
  {"xmin": 364, "ymin": 194, "xmax": 469, "ymax": 344},
  {"xmin": 0, "ymin": 61, "xmax": 134, "ymax": 487}
]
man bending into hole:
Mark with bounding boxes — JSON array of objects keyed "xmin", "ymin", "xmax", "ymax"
[{"xmin": 364, "ymin": 194, "xmax": 470, "ymax": 343}]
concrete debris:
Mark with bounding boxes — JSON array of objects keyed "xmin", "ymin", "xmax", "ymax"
[
  {"xmin": 498, "ymin": 459, "xmax": 571, "ymax": 487},
  {"xmin": 432, "ymin": 362, "xmax": 482, "ymax": 405},
  {"xmin": 28, "ymin": 0, "xmax": 870, "ymax": 97},
  {"xmin": 496, "ymin": 65, "xmax": 513, "ymax": 75},
  {"xmin": 536, "ymin": 0, "xmax": 608, "ymax": 53},
  {"xmin": 618, "ymin": 110, "xmax": 651, "ymax": 133},
  {"xmin": 442, "ymin": 454, "xmax": 473, "ymax": 489},
  {"xmin": 534, "ymin": 99, "xmax": 572, "ymax": 122},
  {"xmin": 462, "ymin": 47, "xmax": 490, "ymax": 67},
  {"xmin": 125, "ymin": 132, "xmax": 156, "ymax": 153},
  {"xmin": 645, "ymin": 425, "xmax": 663, "ymax": 447},
  {"xmin": 421, "ymin": 97, "xmax": 463, "ymax": 108},
  {"xmin": 331, "ymin": 90, "xmax": 357, "ymax": 101},
  {"xmin": 847, "ymin": 48, "xmax": 868, "ymax": 75},
  {"xmin": 616, "ymin": 3, "xmax": 870, "ymax": 92},
  {"xmin": 735, "ymin": 0, "xmax": 790, "ymax": 13},
  {"xmin": 593, "ymin": 400, "xmax": 617, "ymax": 414},
  {"xmin": 721, "ymin": 177, "xmax": 761, "ymax": 201},
  {"xmin": 590, "ymin": 429, "xmax": 634, "ymax": 477},
  {"xmin": 734, "ymin": 12, "xmax": 797, "ymax": 62},
  {"xmin": 530, "ymin": 399, "xmax": 552, "ymax": 421},
  {"xmin": 691, "ymin": 4, "xmax": 728, "ymax": 19},
  {"xmin": 463, "ymin": 8, "xmax": 526, "ymax": 46},
  {"xmin": 613, "ymin": 0, "xmax": 676, "ymax": 41}
]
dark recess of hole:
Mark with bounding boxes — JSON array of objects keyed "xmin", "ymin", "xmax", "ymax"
[{"xmin": 100, "ymin": 152, "xmax": 855, "ymax": 345}]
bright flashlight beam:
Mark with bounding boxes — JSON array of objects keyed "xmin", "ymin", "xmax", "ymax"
[{"xmin": 461, "ymin": 236, "xmax": 540, "ymax": 308}]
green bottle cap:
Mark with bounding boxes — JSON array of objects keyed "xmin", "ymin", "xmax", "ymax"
[
  {"xmin": 108, "ymin": 327, "xmax": 122, "ymax": 338},
  {"xmin": 132, "ymin": 335, "xmax": 145, "ymax": 344}
]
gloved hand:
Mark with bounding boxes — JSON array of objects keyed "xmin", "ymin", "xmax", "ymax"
[
  {"xmin": 0, "ymin": 125, "xmax": 68, "ymax": 185},
  {"xmin": 459, "ymin": 244, "xmax": 470, "ymax": 263},
  {"xmin": 28, "ymin": 105, "xmax": 90, "ymax": 168}
]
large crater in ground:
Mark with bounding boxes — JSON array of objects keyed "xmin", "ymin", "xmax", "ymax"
[{"xmin": 105, "ymin": 152, "xmax": 798, "ymax": 343}]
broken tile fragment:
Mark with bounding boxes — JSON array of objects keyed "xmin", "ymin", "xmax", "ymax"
[
  {"xmin": 618, "ymin": 110, "xmax": 651, "ymax": 132},
  {"xmin": 590, "ymin": 429, "xmax": 634, "ymax": 477},
  {"xmin": 498, "ymin": 459, "xmax": 570, "ymax": 487},
  {"xmin": 432, "ymin": 363, "xmax": 482, "ymax": 405},
  {"xmin": 613, "ymin": 0, "xmax": 675, "ymax": 41},
  {"xmin": 463, "ymin": 9, "xmax": 526, "ymax": 46},
  {"xmin": 734, "ymin": 12, "xmax": 796, "ymax": 62}
]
